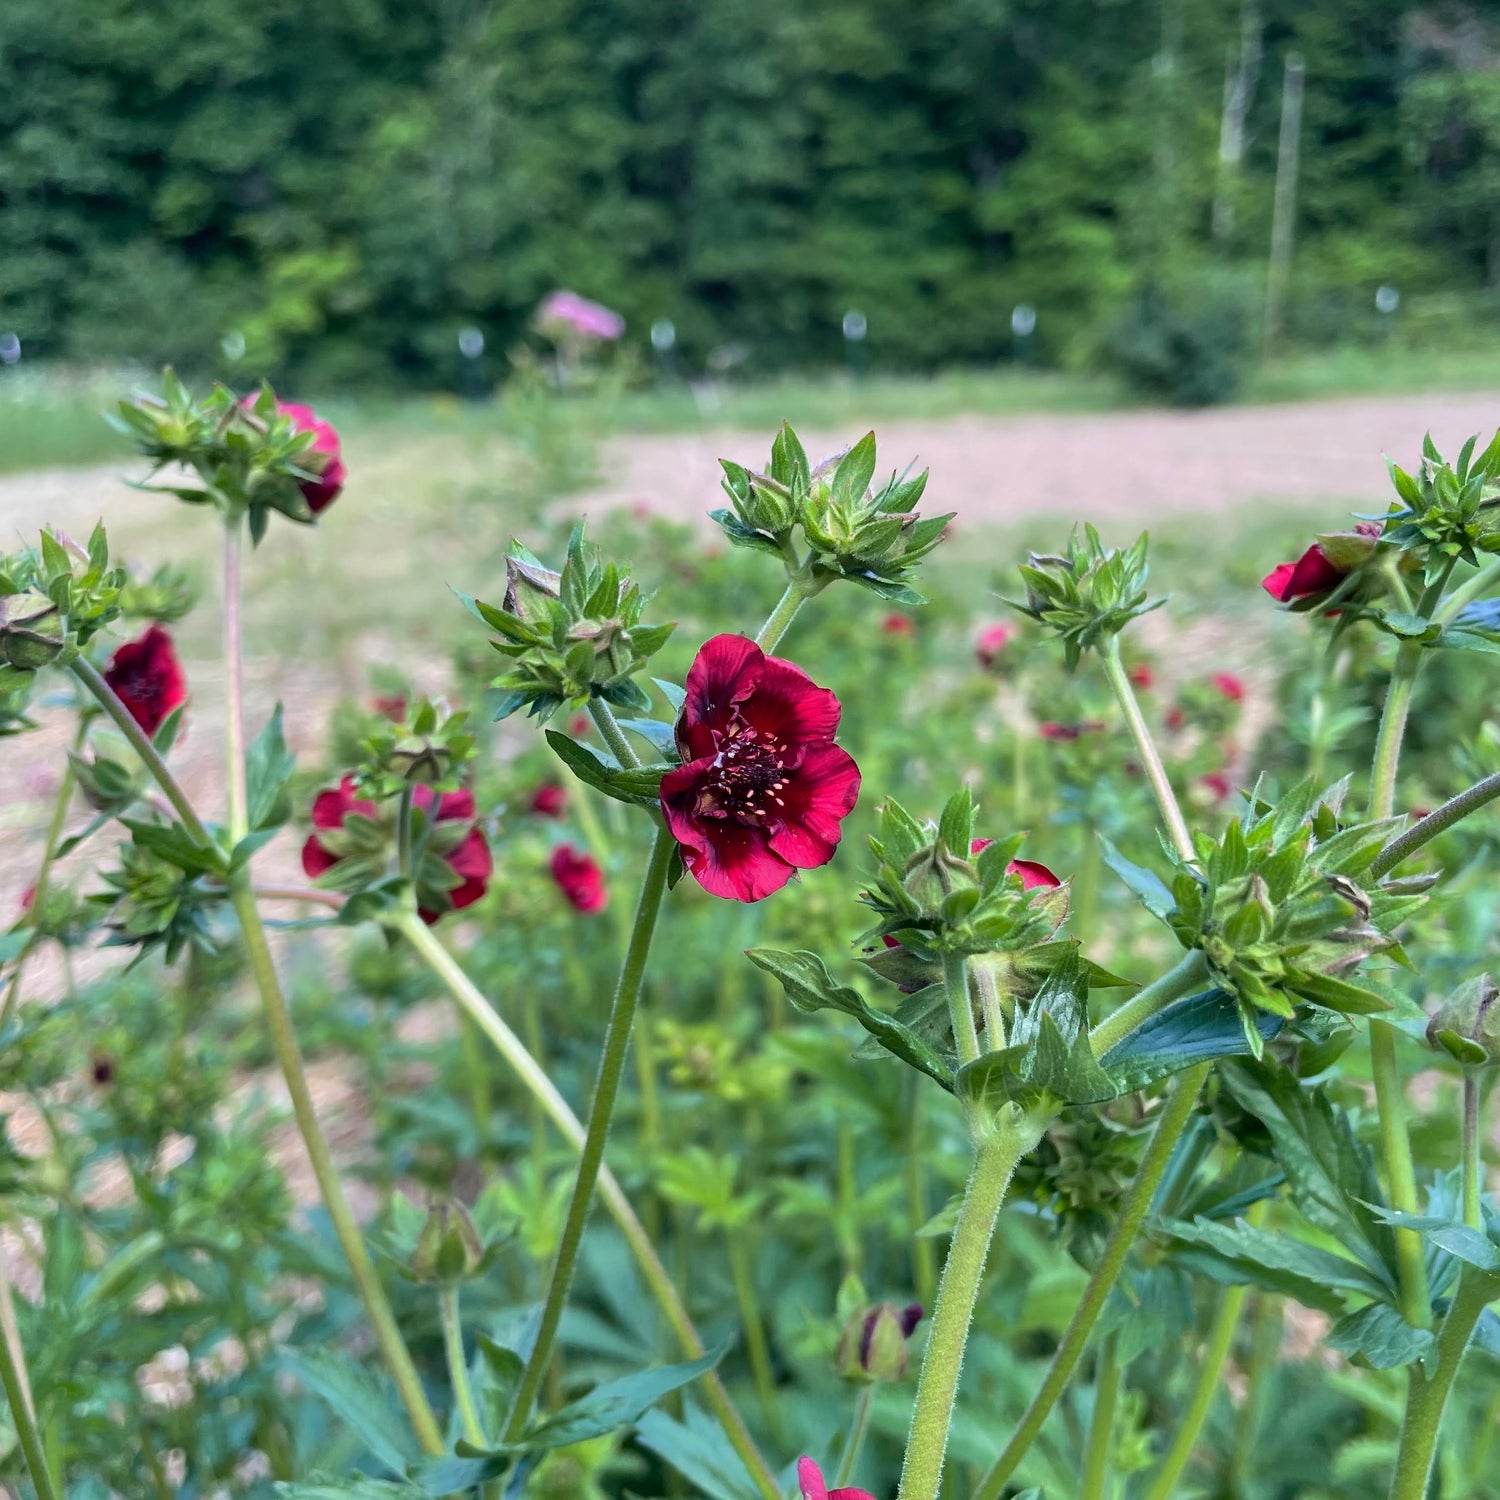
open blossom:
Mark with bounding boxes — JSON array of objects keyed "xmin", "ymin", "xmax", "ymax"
[
  {"xmin": 1262, "ymin": 523, "xmax": 1380, "ymax": 603},
  {"xmin": 302, "ymin": 779, "xmax": 492, "ymax": 923},
  {"xmin": 797, "ymin": 1456, "xmax": 878, "ymax": 1500},
  {"xmin": 1211, "ymin": 672, "xmax": 1245, "ymax": 702},
  {"xmin": 975, "ymin": 622, "xmax": 1012, "ymax": 667},
  {"xmin": 550, "ymin": 844, "xmax": 607, "ymax": 912},
  {"xmin": 103, "ymin": 625, "xmax": 187, "ymax": 735},
  {"xmin": 1129, "ymin": 663, "xmax": 1155, "ymax": 689},
  {"xmin": 659, "ymin": 635, "xmax": 861, "ymax": 902},
  {"xmin": 246, "ymin": 397, "xmax": 345, "ymax": 514}
]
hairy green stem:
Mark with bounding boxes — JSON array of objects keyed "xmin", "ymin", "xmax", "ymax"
[
  {"xmin": 1366, "ymin": 638, "xmax": 1433, "ymax": 1330},
  {"xmin": 440, "ymin": 1284, "xmax": 488, "ymax": 1446},
  {"xmin": 904, "ymin": 1073, "xmax": 937, "ymax": 1307},
  {"xmin": 1102, "ymin": 637, "xmax": 1195, "ymax": 863},
  {"xmin": 897, "ymin": 1120, "xmax": 1032, "ymax": 1500},
  {"xmin": 972, "ymin": 1064, "xmax": 1209, "ymax": 1500},
  {"xmin": 393, "ymin": 913, "xmax": 781, "ymax": 1500},
  {"xmin": 1, "ymin": 730, "xmax": 81, "ymax": 1032},
  {"xmin": 0, "ymin": 1292, "xmax": 55, "ymax": 1500},
  {"xmin": 223, "ymin": 522, "xmax": 249, "ymax": 839},
  {"xmin": 1090, "ymin": 950, "xmax": 1210, "ymax": 1057},
  {"xmin": 1370, "ymin": 771, "xmax": 1500, "ymax": 879},
  {"xmin": 230, "ymin": 881, "xmax": 442, "ymax": 1449},
  {"xmin": 1388, "ymin": 1270, "xmax": 1499, "ymax": 1500},
  {"xmin": 590, "ymin": 699, "xmax": 641, "ymax": 770},
  {"xmin": 68, "ymin": 659, "xmax": 211, "ymax": 843},
  {"xmin": 755, "ymin": 576, "xmax": 818, "ymax": 652},
  {"xmin": 1462, "ymin": 1074, "xmax": 1482, "ymax": 1230},
  {"xmin": 1080, "ymin": 1335, "xmax": 1120, "ymax": 1500},
  {"xmin": 396, "ymin": 784, "xmax": 415, "ymax": 878},
  {"xmin": 945, "ymin": 951, "xmax": 982, "ymax": 1066},
  {"xmin": 503, "ymin": 826, "xmax": 676, "ymax": 1441},
  {"xmin": 728, "ymin": 1235, "xmax": 782, "ymax": 1444},
  {"xmin": 1142, "ymin": 1199, "xmax": 1268, "ymax": 1500},
  {"xmin": 834, "ymin": 1386, "xmax": 874, "ymax": 1489}
]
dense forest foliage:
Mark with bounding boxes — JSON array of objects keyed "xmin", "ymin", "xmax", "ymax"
[{"xmin": 3, "ymin": 0, "xmax": 1499, "ymax": 386}]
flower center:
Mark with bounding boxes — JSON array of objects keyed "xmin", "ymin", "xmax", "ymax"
[{"xmin": 695, "ymin": 721, "xmax": 790, "ymax": 823}]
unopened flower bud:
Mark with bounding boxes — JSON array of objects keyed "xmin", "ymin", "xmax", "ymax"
[
  {"xmin": 0, "ymin": 592, "xmax": 64, "ymax": 670},
  {"xmin": 411, "ymin": 1201, "xmax": 485, "ymax": 1284},
  {"xmin": 836, "ymin": 1301, "xmax": 923, "ymax": 1383},
  {"xmin": 502, "ymin": 543, "xmax": 562, "ymax": 625},
  {"xmin": 1426, "ymin": 975, "xmax": 1500, "ymax": 1068}
]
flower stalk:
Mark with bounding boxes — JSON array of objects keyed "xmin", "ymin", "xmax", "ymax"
[
  {"xmin": 440, "ymin": 1284, "xmax": 488, "ymax": 1447},
  {"xmin": 391, "ymin": 911, "xmax": 780, "ymax": 1499},
  {"xmin": 0, "ymin": 1308, "xmax": 58, "ymax": 1500},
  {"xmin": 1080, "ymin": 1335, "xmax": 1121, "ymax": 1500},
  {"xmin": 972, "ymin": 1063, "xmax": 1210, "ymax": 1500}
]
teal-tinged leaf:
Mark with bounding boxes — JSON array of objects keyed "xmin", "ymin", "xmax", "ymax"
[
  {"xmin": 1098, "ymin": 834, "xmax": 1177, "ymax": 919},
  {"xmin": 1101, "ymin": 989, "xmax": 1282, "ymax": 1092},
  {"xmin": 1325, "ymin": 1303, "xmax": 1436, "ymax": 1370},
  {"xmin": 282, "ymin": 1350, "xmax": 421, "ymax": 1477}
]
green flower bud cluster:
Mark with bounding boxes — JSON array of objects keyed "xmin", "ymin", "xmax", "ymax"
[
  {"xmin": 384, "ymin": 1191, "xmax": 513, "ymax": 1286},
  {"xmin": 119, "ymin": 562, "xmax": 199, "ymax": 625},
  {"xmin": 357, "ymin": 697, "xmax": 476, "ymax": 797},
  {"xmin": 1010, "ymin": 526, "xmax": 1161, "ymax": 669},
  {"xmin": 93, "ymin": 840, "xmax": 224, "ymax": 965},
  {"xmin": 1383, "ymin": 428, "xmax": 1500, "ymax": 571},
  {"xmin": 1151, "ymin": 781, "xmax": 1429, "ymax": 1054},
  {"xmin": 112, "ymin": 372, "xmax": 333, "ymax": 542},
  {"xmin": 714, "ymin": 424, "xmax": 952, "ymax": 604},
  {"xmin": 462, "ymin": 526, "xmax": 675, "ymax": 722},
  {"xmin": 860, "ymin": 789, "xmax": 1068, "ymax": 960},
  {"xmin": 0, "ymin": 525, "xmax": 126, "ymax": 727}
]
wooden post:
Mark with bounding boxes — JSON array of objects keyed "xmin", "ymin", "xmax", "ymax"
[
  {"xmin": 1212, "ymin": 0, "xmax": 1262, "ymax": 243},
  {"xmin": 1264, "ymin": 52, "xmax": 1306, "ymax": 353}
]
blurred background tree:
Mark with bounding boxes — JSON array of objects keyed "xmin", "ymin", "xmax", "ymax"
[{"xmin": 3, "ymin": 0, "xmax": 1499, "ymax": 389}]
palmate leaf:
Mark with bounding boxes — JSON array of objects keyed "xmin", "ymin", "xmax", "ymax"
[
  {"xmin": 746, "ymin": 948, "xmax": 955, "ymax": 1090},
  {"xmin": 1100, "ymin": 988, "xmax": 1284, "ymax": 1092},
  {"xmin": 1325, "ymin": 1303, "xmax": 1436, "ymax": 1370},
  {"xmin": 1221, "ymin": 1061, "xmax": 1399, "ymax": 1295},
  {"xmin": 282, "ymin": 1350, "xmax": 421, "ymax": 1477},
  {"xmin": 634, "ymin": 1403, "xmax": 766, "ymax": 1500}
]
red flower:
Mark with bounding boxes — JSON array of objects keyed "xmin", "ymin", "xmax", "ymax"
[
  {"xmin": 1128, "ymin": 663, "xmax": 1155, "ymax": 690},
  {"xmin": 797, "ymin": 1456, "xmax": 877, "ymax": 1500},
  {"xmin": 659, "ymin": 634, "xmax": 861, "ymax": 902},
  {"xmin": 1211, "ymin": 673, "xmax": 1245, "ymax": 703},
  {"xmin": 1165, "ymin": 706, "xmax": 1186, "ymax": 732},
  {"xmin": 975, "ymin": 623, "xmax": 1012, "ymax": 668},
  {"xmin": 529, "ymin": 783, "xmax": 567, "ymax": 818},
  {"xmin": 246, "ymin": 397, "xmax": 346, "ymax": 514},
  {"xmin": 1039, "ymin": 720, "xmax": 1105, "ymax": 742},
  {"xmin": 301, "ymin": 778, "xmax": 492, "ymax": 924},
  {"xmin": 103, "ymin": 625, "xmax": 187, "ymax": 736},
  {"xmin": 882, "ymin": 613, "xmax": 915, "ymax": 636},
  {"xmin": 372, "ymin": 694, "xmax": 407, "ymax": 721},
  {"xmin": 1200, "ymin": 770, "xmax": 1234, "ymax": 802},
  {"xmin": 550, "ymin": 844, "xmax": 607, "ymax": 913},
  {"xmin": 1262, "ymin": 525, "xmax": 1380, "ymax": 603}
]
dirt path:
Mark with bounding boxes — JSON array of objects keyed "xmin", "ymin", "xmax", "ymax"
[{"xmin": 575, "ymin": 389, "xmax": 1500, "ymax": 527}]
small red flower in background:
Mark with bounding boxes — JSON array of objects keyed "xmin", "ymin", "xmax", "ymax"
[
  {"xmin": 659, "ymin": 634, "xmax": 861, "ymax": 902},
  {"xmin": 1129, "ymin": 663, "xmax": 1155, "ymax": 690},
  {"xmin": 372, "ymin": 694, "xmax": 407, "ymax": 721},
  {"xmin": 550, "ymin": 844, "xmax": 607, "ymax": 913},
  {"xmin": 1165, "ymin": 706, "xmax": 1186, "ymax": 732},
  {"xmin": 529, "ymin": 783, "xmax": 567, "ymax": 818},
  {"xmin": 1039, "ymin": 720, "xmax": 1105, "ymax": 742},
  {"xmin": 1263, "ymin": 524, "xmax": 1380, "ymax": 603},
  {"xmin": 1211, "ymin": 673, "xmax": 1245, "ymax": 703},
  {"xmin": 302, "ymin": 778, "xmax": 492, "ymax": 924},
  {"xmin": 797, "ymin": 1456, "xmax": 877, "ymax": 1500},
  {"xmin": 103, "ymin": 625, "xmax": 187, "ymax": 736},
  {"xmin": 975, "ymin": 623, "xmax": 1012, "ymax": 668},
  {"xmin": 246, "ymin": 397, "xmax": 346, "ymax": 514},
  {"xmin": 882, "ymin": 613, "xmax": 915, "ymax": 636},
  {"xmin": 569, "ymin": 714, "xmax": 592, "ymax": 737},
  {"xmin": 1200, "ymin": 770, "xmax": 1234, "ymax": 802}
]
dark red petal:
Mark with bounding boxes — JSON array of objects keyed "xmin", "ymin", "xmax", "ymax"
[
  {"xmin": 1264, "ymin": 543, "xmax": 1343, "ymax": 601},
  {"xmin": 435, "ymin": 787, "xmax": 476, "ymax": 822},
  {"xmin": 736, "ymin": 652, "xmax": 843, "ymax": 748},
  {"xmin": 659, "ymin": 765, "xmax": 794, "ymax": 902},
  {"xmin": 767, "ymin": 742, "xmax": 861, "ymax": 869},
  {"xmin": 445, "ymin": 827, "xmax": 493, "ymax": 882},
  {"xmin": 1008, "ymin": 858, "xmax": 1061, "ymax": 890},
  {"xmin": 311, "ymin": 777, "xmax": 373, "ymax": 829},
  {"xmin": 1261, "ymin": 562, "xmax": 1297, "ymax": 600},
  {"xmin": 678, "ymin": 634, "xmax": 762, "ymax": 748},
  {"xmin": 446, "ymin": 872, "xmax": 489, "ymax": 912},
  {"xmin": 302, "ymin": 836, "xmax": 339, "ymax": 877}
]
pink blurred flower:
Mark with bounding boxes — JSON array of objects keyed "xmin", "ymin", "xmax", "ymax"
[
  {"xmin": 536, "ymin": 290, "xmax": 625, "ymax": 342},
  {"xmin": 1200, "ymin": 771, "xmax": 1234, "ymax": 802},
  {"xmin": 882, "ymin": 613, "xmax": 915, "ymax": 636},
  {"xmin": 975, "ymin": 623, "xmax": 1013, "ymax": 668},
  {"xmin": 1165, "ymin": 706, "xmax": 1186, "ymax": 732},
  {"xmin": 1129, "ymin": 663, "xmax": 1155, "ymax": 690},
  {"xmin": 1212, "ymin": 673, "xmax": 1245, "ymax": 703},
  {"xmin": 797, "ymin": 1456, "xmax": 877, "ymax": 1500}
]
